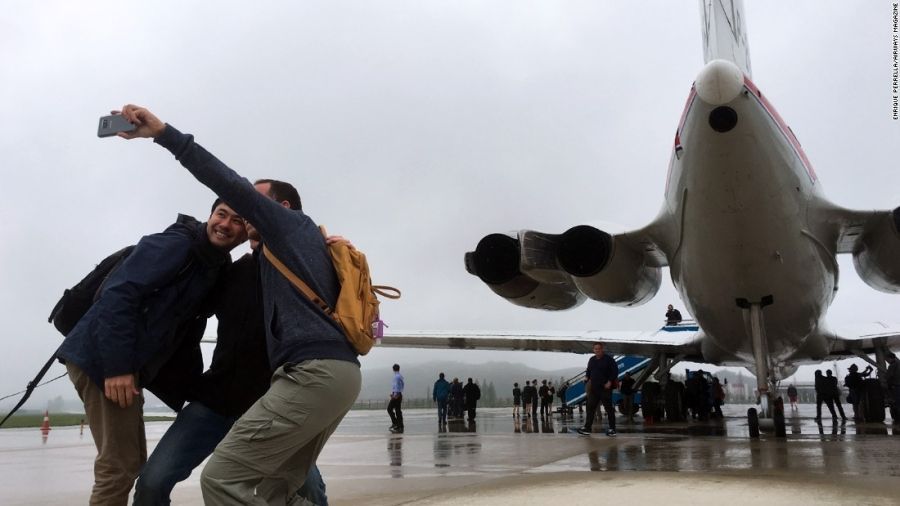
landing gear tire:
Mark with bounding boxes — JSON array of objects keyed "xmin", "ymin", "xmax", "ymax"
[
  {"xmin": 664, "ymin": 381, "xmax": 686, "ymax": 422},
  {"xmin": 773, "ymin": 397, "xmax": 786, "ymax": 438},
  {"xmin": 748, "ymin": 408, "xmax": 760, "ymax": 438},
  {"xmin": 860, "ymin": 378, "xmax": 885, "ymax": 423}
]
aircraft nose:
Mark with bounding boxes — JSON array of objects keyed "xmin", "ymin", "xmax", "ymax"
[{"xmin": 695, "ymin": 59, "xmax": 744, "ymax": 106}]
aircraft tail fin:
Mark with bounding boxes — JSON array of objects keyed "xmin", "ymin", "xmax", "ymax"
[{"xmin": 700, "ymin": 0, "xmax": 752, "ymax": 78}]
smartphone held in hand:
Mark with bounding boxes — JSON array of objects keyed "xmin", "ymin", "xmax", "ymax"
[{"xmin": 97, "ymin": 114, "xmax": 135, "ymax": 138}]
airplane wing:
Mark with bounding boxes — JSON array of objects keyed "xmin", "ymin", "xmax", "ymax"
[
  {"xmin": 825, "ymin": 322, "xmax": 900, "ymax": 356},
  {"xmin": 378, "ymin": 324, "xmax": 704, "ymax": 360},
  {"xmin": 828, "ymin": 208, "xmax": 890, "ymax": 255},
  {"xmin": 819, "ymin": 206, "xmax": 900, "ymax": 293}
]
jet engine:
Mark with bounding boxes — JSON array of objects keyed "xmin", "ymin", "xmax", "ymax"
[
  {"xmin": 557, "ymin": 225, "xmax": 661, "ymax": 306},
  {"xmin": 853, "ymin": 208, "xmax": 900, "ymax": 293},
  {"xmin": 464, "ymin": 233, "xmax": 585, "ymax": 310},
  {"xmin": 465, "ymin": 225, "xmax": 662, "ymax": 309}
]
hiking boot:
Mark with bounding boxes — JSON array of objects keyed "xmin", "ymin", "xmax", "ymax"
[{"xmin": 575, "ymin": 427, "xmax": 591, "ymax": 436}]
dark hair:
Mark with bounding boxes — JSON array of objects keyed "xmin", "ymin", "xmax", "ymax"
[
  {"xmin": 439, "ymin": 372, "xmax": 445, "ymax": 379},
  {"xmin": 514, "ymin": 382, "xmax": 518, "ymax": 387},
  {"xmin": 393, "ymin": 364, "xmax": 400, "ymax": 371},
  {"xmin": 254, "ymin": 179, "xmax": 302, "ymax": 210},
  {"xmin": 210, "ymin": 198, "xmax": 224, "ymax": 214}
]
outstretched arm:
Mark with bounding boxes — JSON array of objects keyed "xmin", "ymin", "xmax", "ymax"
[{"xmin": 115, "ymin": 104, "xmax": 297, "ymax": 248}]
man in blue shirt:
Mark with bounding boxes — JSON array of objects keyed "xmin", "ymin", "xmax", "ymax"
[
  {"xmin": 576, "ymin": 342, "xmax": 619, "ymax": 437},
  {"xmin": 388, "ymin": 364, "xmax": 405, "ymax": 433}
]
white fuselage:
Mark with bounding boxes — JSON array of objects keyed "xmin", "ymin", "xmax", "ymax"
[{"xmin": 655, "ymin": 78, "xmax": 838, "ymax": 371}]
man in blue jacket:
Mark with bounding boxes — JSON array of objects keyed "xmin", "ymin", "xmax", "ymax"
[
  {"xmin": 118, "ymin": 104, "xmax": 362, "ymax": 505},
  {"xmin": 576, "ymin": 342, "xmax": 619, "ymax": 437},
  {"xmin": 56, "ymin": 200, "xmax": 247, "ymax": 505},
  {"xmin": 433, "ymin": 372, "xmax": 451, "ymax": 425}
]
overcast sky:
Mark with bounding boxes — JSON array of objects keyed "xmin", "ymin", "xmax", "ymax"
[{"xmin": 1, "ymin": 1, "xmax": 897, "ymax": 407}]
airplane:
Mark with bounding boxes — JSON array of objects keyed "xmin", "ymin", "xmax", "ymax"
[{"xmin": 379, "ymin": 0, "xmax": 900, "ymax": 430}]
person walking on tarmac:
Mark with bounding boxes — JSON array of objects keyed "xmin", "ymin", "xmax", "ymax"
[
  {"xmin": 462, "ymin": 378, "xmax": 481, "ymax": 421},
  {"xmin": 512, "ymin": 382, "xmax": 522, "ymax": 417},
  {"xmin": 844, "ymin": 364, "xmax": 873, "ymax": 421},
  {"xmin": 620, "ymin": 372, "xmax": 636, "ymax": 422},
  {"xmin": 576, "ymin": 342, "xmax": 619, "ymax": 437},
  {"xmin": 450, "ymin": 377, "xmax": 464, "ymax": 419},
  {"xmin": 433, "ymin": 372, "xmax": 451, "ymax": 426},
  {"xmin": 787, "ymin": 384, "xmax": 799, "ymax": 410},
  {"xmin": 886, "ymin": 354, "xmax": 900, "ymax": 424},
  {"xmin": 522, "ymin": 380, "xmax": 533, "ymax": 418},
  {"xmin": 539, "ymin": 380, "xmax": 550, "ymax": 417},
  {"xmin": 388, "ymin": 364, "xmax": 404, "ymax": 433},
  {"xmin": 814, "ymin": 370, "xmax": 837, "ymax": 422},
  {"xmin": 825, "ymin": 370, "xmax": 847, "ymax": 421}
]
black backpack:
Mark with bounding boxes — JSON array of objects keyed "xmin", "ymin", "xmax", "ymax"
[{"xmin": 47, "ymin": 245, "xmax": 136, "ymax": 336}]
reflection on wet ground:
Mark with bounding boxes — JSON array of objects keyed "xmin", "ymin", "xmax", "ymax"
[
  {"xmin": 2, "ymin": 404, "xmax": 899, "ymax": 504},
  {"xmin": 331, "ymin": 404, "xmax": 900, "ymax": 480}
]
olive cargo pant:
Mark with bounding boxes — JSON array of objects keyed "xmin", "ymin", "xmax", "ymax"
[{"xmin": 201, "ymin": 359, "xmax": 361, "ymax": 505}]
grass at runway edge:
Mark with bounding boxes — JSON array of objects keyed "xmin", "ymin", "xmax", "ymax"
[{"xmin": 1, "ymin": 413, "xmax": 174, "ymax": 429}]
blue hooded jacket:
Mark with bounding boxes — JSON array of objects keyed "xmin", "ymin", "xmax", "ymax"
[
  {"xmin": 433, "ymin": 377, "xmax": 451, "ymax": 401},
  {"xmin": 57, "ymin": 215, "xmax": 230, "ymax": 393}
]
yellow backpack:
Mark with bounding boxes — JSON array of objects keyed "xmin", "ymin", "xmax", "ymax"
[{"xmin": 262, "ymin": 226, "xmax": 400, "ymax": 355}]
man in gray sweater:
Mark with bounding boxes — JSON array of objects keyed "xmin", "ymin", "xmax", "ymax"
[{"xmin": 118, "ymin": 104, "xmax": 361, "ymax": 505}]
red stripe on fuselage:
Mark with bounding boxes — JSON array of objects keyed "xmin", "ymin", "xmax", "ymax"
[
  {"xmin": 742, "ymin": 77, "xmax": 817, "ymax": 183},
  {"xmin": 666, "ymin": 87, "xmax": 697, "ymax": 194},
  {"xmin": 667, "ymin": 79, "xmax": 817, "ymax": 193}
]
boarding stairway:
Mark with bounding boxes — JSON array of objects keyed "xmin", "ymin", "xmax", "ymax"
[{"xmin": 561, "ymin": 355, "xmax": 653, "ymax": 409}]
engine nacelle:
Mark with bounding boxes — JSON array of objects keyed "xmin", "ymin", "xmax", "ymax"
[
  {"xmin": 557, "ymin": 225, "xmax": 661, "ymax": 306},
  {"xmin": 466, "ymin": 225, "xmax": 663, "ymax": 309},
  {"xmin": 853, "ymin": 208, "xmax": 900, "ymax": 293},
  {"xmin": 465, "ymin": 233, "xmax": 586, "ymax": 310}
]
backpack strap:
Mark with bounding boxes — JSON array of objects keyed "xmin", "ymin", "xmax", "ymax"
[
  {"xmin": 262, "ymin": 245, "xmax": 334, "ymax": 316},
  {"xmin": 373, "ymin": 285, "xmax": 402, "ymax": 299},
  {"xmin": 0, "ymin": 349, "xmax": 60, "ymax": 427}
]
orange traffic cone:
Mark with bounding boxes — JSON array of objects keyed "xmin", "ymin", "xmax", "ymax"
[{"xmin": 40, "ymin": 410, "xmax": 51, "ymax": 433}]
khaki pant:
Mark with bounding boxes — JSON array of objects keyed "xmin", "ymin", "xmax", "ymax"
[
  {"xmin": 67, "ymin": 363, "xmax": 146, "ymax": 506},
  {"xmin": 201, "ymin": 359, "xmax": 361, "ymax": 505}
]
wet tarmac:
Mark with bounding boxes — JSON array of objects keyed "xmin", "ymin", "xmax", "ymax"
[{"xmin": 2, "ymin": 404, "xmax": 899, "ymax": 505}]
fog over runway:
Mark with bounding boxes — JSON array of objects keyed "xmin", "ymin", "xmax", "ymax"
[{"xmin": 2, "ymin": 405, "xmax": 899, "ymax": 505}]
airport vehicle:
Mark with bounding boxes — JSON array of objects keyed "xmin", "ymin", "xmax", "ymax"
[{"xmin": 381, "ymin": 0, "xmax": 900, "ymax": 432}]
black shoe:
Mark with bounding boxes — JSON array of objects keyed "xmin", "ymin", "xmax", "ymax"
[
  {"xmin": 576, "ymin": 427, "xmax": 591, "ymax": 436},
  {"xmin": 389, "ymin": 427, "xmax": 404, "ymax": 434},
  {"xmin": 606, "ymin": 429, "xmax": 617, "ymax": 437}
]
